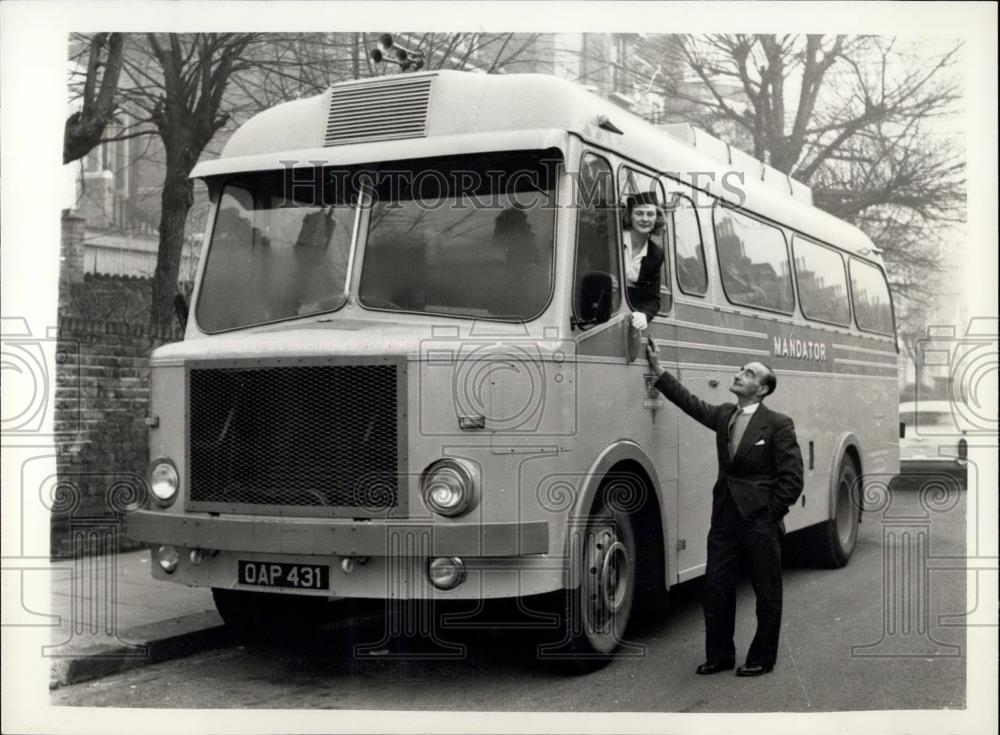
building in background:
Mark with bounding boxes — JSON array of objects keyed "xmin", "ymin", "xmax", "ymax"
[
  {"xmin": 69, "ymin": 117, "xmax": 200, "ymax": 282},
  {"xmin": 64, "ymin": 34, "xmax": 687, "ymax": 286}
]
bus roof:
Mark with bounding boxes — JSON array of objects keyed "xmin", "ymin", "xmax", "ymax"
[{"xmin": 194, "ymin": 70, "xmax": 881, "ymax": 260}]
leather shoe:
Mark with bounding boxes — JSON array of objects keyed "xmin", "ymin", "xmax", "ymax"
[
  {"xmin": 695, "ymin": 660, "xmax": 735, "ymax": 675},
  {"xmin": 735, "ymin": 664, "xmax": 773, "ymax": 677}
]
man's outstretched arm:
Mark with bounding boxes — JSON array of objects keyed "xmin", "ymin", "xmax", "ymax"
[{"xmin": 646, "ymin": 336, "xmax": 723, "ymax": 431}]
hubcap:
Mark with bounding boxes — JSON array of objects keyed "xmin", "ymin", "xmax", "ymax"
[
  {"xmin": 584, "ymin": 523, "xmax": 631, "ymax": 634},
  {"xmin": 600, "ymin": 540, "xmax": 628, "ymax": 613}
]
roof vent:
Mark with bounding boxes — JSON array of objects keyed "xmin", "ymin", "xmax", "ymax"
[{"xmin": 325, "ymin": 75, "xmax": 433, "ymax": 147}]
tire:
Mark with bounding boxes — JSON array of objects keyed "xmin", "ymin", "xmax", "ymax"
[
  {"xmin": 808, "ymin": 454, "xmax": 861, "ymax": 568},
  {"xmin": 630, "ymin": 504, "xmax": 669, "ymax": 628},
  {"xmin": 542, "ymin": 496, "xmax": 637, "ymax": 673},
  {"xmin": 212, "ymin": 588, "xmax": 332, "ymax": 641}
]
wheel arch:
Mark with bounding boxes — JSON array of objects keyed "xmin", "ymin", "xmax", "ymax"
[{"xmin": 563, "ymin": 441, "xmax": 670, "ymax": 593}]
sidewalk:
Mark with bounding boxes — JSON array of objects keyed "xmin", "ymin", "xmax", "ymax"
[{"xmin": 48, "ymin": 548, "xmax": 227, "ymax": 688}]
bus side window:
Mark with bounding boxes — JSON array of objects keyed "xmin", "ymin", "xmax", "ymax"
[
  {"xmin": 849, "ymin": 257, "xmax": 895, "ymax": 336},
  {"xmin": 792, "ymin": 235, "xmax": 851, "ymax": 326},
  {"xmin": 619, "ymin": 167, "xmax": 671, "ymax": 314},
  {"xmin": 714, "ymin": 204, "xmax": 794, "ymax": 314},
  {"xmin": 573, "ymin": 153, "xmax": 621, "ymax": 325},
  {"xmin": 671, "ymin": 195, "xmax": 708, "ymax": 296}
]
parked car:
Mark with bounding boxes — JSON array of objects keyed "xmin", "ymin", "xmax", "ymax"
[{"xmin": 897, "ymin": 400, "xmax": 968, "ymax": 487}]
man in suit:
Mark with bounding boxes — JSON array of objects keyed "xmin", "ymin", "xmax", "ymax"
[{"xmin": 646, "ymin": 337, "xmax": 804, "ymax": 676}]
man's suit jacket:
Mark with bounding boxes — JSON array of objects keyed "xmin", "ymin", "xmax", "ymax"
[
  {"xmin": 653, "ymin": 369, "xmax": 804, "ymax": 531},
  {"xmin": 627, "ymin": 236, "xmax": 664, "ymax": 322}
]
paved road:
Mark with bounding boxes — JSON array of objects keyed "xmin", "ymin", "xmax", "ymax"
[{"xmin": 52, "ymin": 485, "xmax": 967, "ymax": 712}]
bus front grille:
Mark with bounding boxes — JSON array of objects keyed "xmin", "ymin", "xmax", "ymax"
[{"xmin": 186, "ymin": 360, "xmax": 404, "ymax": 516}]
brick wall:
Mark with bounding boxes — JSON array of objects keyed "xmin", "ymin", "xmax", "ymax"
[
  {"xmin": 53, "ymin": 315, "xmax": 182, "ymax": 556},
  {"xmin": 61, "ymin": 212, "xmax": 86, "ymax": 287}
]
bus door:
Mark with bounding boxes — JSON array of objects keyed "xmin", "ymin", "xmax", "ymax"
[
  {"xmin": 618, "ymin": 167, "xmax": 681, "ymax": 566},
  {"xmin": 663, "ymin": 190, "xmax": 719, "ymax": 582}
]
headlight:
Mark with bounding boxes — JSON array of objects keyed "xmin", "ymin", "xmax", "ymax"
[
  {"xmin": 148, "ymin": 457, "xmax": 179, "ymax": 506},
  {"xmin": 421, "ymin": 459, "xmax": 479, "ymax": 517}
]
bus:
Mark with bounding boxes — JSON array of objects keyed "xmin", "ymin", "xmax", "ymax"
[{"xmin": 126, "ymin": 70, "xmax": 899, "ymax": 670}]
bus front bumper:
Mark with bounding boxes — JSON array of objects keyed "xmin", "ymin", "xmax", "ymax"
[{"xmin": 125, "ymin": 510, "xmax": 549, "ymax": 557}]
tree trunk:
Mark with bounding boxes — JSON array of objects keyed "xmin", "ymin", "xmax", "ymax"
[
  {"xmin": 150, "ymin": 163, "xmax": 195, "ymax": 326},
  {"xmin": 64, "ymin": 33, "xmax": 126, "ymax": 164},
  {"xmin": 352, "ymin": 33, "xmax": 360, "ymax": 79}
]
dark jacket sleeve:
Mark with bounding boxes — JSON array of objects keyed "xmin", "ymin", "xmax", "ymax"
[
  {"xmin": 653, "ymin": 368, "xmax": 724, "ymax": 432},
  {"xmin": 768, "ymin": 416, "xmax": 805, "ymax": 519},
  {"xmin": 629, "ymin": 239, "xmax": 663, "ymax": 322}
]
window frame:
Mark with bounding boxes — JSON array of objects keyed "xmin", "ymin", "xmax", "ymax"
[
  {"xmin": 572, "ymin": 150, "xmax": 623, "ymax": 324},
  {"xmin": 848, "ymin": 256, "xmax": 897, "ymax": 337},
  {"xmin": 712, "ymin": 202, "xmax": 796, "ymax": 316},
  {"xmin": 355, "ymin": 149, "xmax": 561, "ymax": 324},
  {"xmin": 791, "ymin": 233, "xmax": 852, "ymax": 327},
  {"xmin": 669, "ymin": 191, "xmax": 709, "ymax": 298},
  {"xmin": 194, "ymin": 174, "xmax": 357, "ymax": 334},
  {"xmin": 617, "ymin": 163, "xmax": 671, "ymax": 315}
]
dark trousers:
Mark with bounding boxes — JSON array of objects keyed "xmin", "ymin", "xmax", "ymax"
[{"xmin": 703, "ymin": 491, "xmax": 783, "ymax": 667}]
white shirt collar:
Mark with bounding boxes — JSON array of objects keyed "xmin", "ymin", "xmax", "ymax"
[
  {"xmin": 736, "ymin": 401, "xmax": 761, "ymax": 415},
  {"xmin": 624, "ymin": 236, "xmax": 648, "ymax": 283},
  {"xmin": 625, "ymin": 233, "xmax": 649, "ymax": 255}
]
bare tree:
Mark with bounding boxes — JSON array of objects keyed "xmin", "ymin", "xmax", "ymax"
[
  {"xmin": 393, "ymin": 32, "xmax": 543, "ymax": 73},
  {"xmin": 115, "ymin": 33, "xmax": 261, "ymax": 325},
  {"xmin": 64, "ymin": 33, "xmax": 126, "ymax": 164},
  {"xmin": 74, "ymin": 32, "xmax": 550, "ymax": 324},
  {"xmin": 608, "ymin": 34, "xmax": 965, "ymax": 339}
]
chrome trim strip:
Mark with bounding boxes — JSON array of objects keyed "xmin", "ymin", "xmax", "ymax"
[
  {"xmin": 833, "ymin": 342, "xmax": 898, "ymax": 357},
  {"xmin": 834, "ymin": 357, "xmax": 899, "ymax": 369},
  {"xmin": 570, "ymin": 355, "xmax": 900, "ymax": 380},
  {"xmin": 575, "ymin": 315, "xmax": 625, "ymax": 342},
  {"xmin": 656, "ymin": 338, "xmax": 770, "ymax": 357},
  {"xmin": 669, "ymin": 319, "xmax": 768, "ymax": 340}
]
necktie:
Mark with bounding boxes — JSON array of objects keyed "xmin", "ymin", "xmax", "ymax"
[{"xmin": 728, "ymin": 408, "xmax": 751, "ymax": 459}]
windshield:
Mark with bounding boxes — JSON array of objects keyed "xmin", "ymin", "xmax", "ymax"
[
  {"xmin": 358, "ymin": 150, "xmax": 558, "ymax": 320},
  {"xmin": 197, "ymin": 170, "xmax": 356, "ymax": 332}
]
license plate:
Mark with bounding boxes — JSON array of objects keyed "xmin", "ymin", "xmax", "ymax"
[{"xmin": 237, "ymin": 561, "xmax": 330, "ymax": 590}]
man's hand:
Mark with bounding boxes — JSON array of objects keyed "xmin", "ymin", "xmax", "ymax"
[
  {"xmin": 630, "ymin": 311, "xmax": 648, "ymax": 331},
  {"xmin": 646, "ymin": 335, "xmax": 665, "ymax": 377}
]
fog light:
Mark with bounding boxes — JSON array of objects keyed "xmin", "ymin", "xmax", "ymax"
[
  {"xmin": 157, "ymin": 545, "xmax": 179, "ymax": 573},
  {"xmin": 189, "ymin": 549, "xmax": 205, "ymax": 565},
  {"xmin": 428, "ymin": 556, "xmax": 466, "ymax": 590}
]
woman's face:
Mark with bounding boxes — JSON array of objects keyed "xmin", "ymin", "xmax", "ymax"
[{"xmin": 630, "ymin": 204, "xmax": 657, "ymax": 235}]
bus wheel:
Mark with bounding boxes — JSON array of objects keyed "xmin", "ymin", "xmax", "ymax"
[
  {"xmin": 809, "ymin": 455, "xmax": 861, "ymax": 568},
  {"xmin": 548, "ymin": 498, "xmax": 636, "ymax": 673},
  {"xmin": 212, "ymin": 588, "xmax": 331, "ymax": 641}
]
